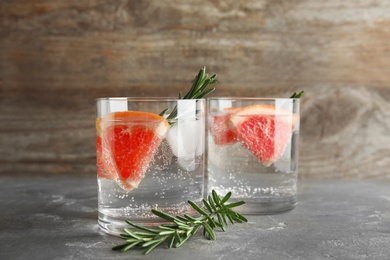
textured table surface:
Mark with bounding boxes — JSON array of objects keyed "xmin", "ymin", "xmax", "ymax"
[{"xmin": 0, "ymin": 176, "xmax": 389, "ymax": 260}]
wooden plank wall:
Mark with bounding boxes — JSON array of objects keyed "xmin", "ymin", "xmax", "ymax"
[{"xmin": 1, "ymin": 0, "xmax": 390, "ymax": 179}]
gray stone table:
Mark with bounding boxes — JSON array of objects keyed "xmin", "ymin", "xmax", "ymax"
[{"xmin": 0, "ymin": 176, "xmax": 389, "ymax": 260}]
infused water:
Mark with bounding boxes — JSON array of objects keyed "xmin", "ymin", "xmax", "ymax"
[
  {"xmin": 207, "ymin": 98, "xmax": 300, "ymax": 214},
  {"xmin": 96, "ymin": 98, "xmax": 205, "ymax": 235}
]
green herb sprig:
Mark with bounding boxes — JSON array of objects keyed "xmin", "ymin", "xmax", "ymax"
[
  {"xmin": 112, "ymin": 190, "xmax": 247, "ymax": 255},
  {"xmin": 290, "ymin": 91, "xmax": 304, "ymax": 98},
  {"xmin": 160, "ymin": 67, "xmax": 217, "ymax": 120}
]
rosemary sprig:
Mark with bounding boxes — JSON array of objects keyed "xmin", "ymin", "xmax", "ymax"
[
  {"xmin": 112, "ymin": 190, "xmax": 247, "ymax": 255},
  {"xmin": 290, "ymin": 90, "xmax": 304, "ymax": 98},
  {"xmin": 160, "ymin": 66, "xmax": 217, "ymax": 120}
]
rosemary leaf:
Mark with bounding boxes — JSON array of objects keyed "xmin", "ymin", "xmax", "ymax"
[
  {"xmin": 174, "ymin": 230, "xmax": 182, "ymax": 245},
  {"xmin": 142, "ymin": 239, "xmax": 161, "ymax": 248},
  {"xmin": 175, "ymin": 233, "xmax": 191, "ymax": 248},
  {"xmin": 174, "ymin": 220, "xmax": 189, "ymax": 227},
  {"xmin": 220, "ymin": 192, "xmax": 232, "ymax": 204},
  {"xmin": 177, "ymin": 225, "xmax": 192, "ymax": 232},
  {"xmin": 145, "ymin": 240, "xmax": 165, "ymax": 255},
  {"xmin": 176, "ymin": 215, "xmax": 189, "ymax": 222},
  {"xmin": 191, "ymin": 225, "xmax": 202, "ymax": 235},
  {"xmin": 208, "ymin": 196, "xmax": 218, "ymax": 211},
  {"xmin": 158, "ymin": 225, "xmax": 176, "ymax": 231},
  {"xmin": 202, "ymin": 199, "xmax": 213, "ymax": 213},
  {"xmin": 211, "ymin": 190, "xmax": 221, "ymax": 204},
  {"xmin": 235, "ymin": 213, "xmax": 248, "ymax": 223},
  {"xmin": 213, "ymin": 220, "xmax": 223, "ymax": 228},
  {"xmin": 187, "ymin": 200, "xmax": 209, "ymax": 216},
  {"xmin": 168, "ymin": 234, "xmax": 176, "ymax": 248},
  {"xmin": 159, "ymin": 108, "xmax": 169, "ymax": 117},
  {"xmin": 226, "ymin": 213, "xmax": 235, "ymax": 225},
  {"xmin": 290, "ymin": 90, "xmax": 304, "ymax": 98},
  {"xmin": 202, "ymin": 222, "xmax": 216, "ymax": 240},
  {"xmin": 112, "ymin": 244, "xmax": 130, "ymax": 251},
  {"xmin": 225, "ymin": 201, "xmax": 246, "ymax": 209},
  {"xmin": 126, "ymin": 221, "xmax": 161, "ymax": 233},
  {"xmin": 216, "ymin": 213, "xmax": 224, "ymax": 226},
  {"xmin": 124, "ymin": 229, "xmax": 143, "ymax": 240},
  {"xmin": 130, "ymin": 231, "xmax": 156, "ymax": 237},
  {"xmin": 193, "ymin": 87, "xmax": 215, "ymax": 99},
  {"xmin": 119, "ymin": 234, "xmax": 131, "ymax": 239},
  {"xmin": 124, "ymin": 238, "xmax": 139, "ymax": 243},
  {"xmin": 183, "ymin": 214, "xmax": 199, "ymax": 222},
  {"xmin": 159, "ymin": 230, "xmax": 175, "ymax": 236},
  {"xmin": 122, "ymin": 241, "xmax": 140, "ymax": 251},
  {"xmin": 151, "ymin": 209, "xmax": 183, "ymax": 223}
]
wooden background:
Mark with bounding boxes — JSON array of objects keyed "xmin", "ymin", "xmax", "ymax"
[{"xmin": 1, "ymin": 0, "xmax": 390, "ymax": 179}]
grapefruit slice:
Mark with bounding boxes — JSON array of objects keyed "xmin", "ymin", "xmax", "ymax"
[
  {"xmin": 99, "ymin": 111, "xmax": 169, "ymax": 191},
  {"xmin": 209, "ymin": 107, "xmax": 240, "ymax": 146},
  {"xmin": 229, "ymin": 105, "xmax": 297, "ymax": 166}
]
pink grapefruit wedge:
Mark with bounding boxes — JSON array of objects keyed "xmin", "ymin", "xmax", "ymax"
[
  {"xmin": 98, "ymin": 111, "xmax": 169, "ymax": 191},
  {"xmin": 229, "ymin": 105, "xmax": 298, "ymax": 166}
]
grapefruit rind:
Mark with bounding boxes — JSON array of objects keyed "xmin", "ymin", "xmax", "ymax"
[{"xmin": 229, "ymin": 104, "xmax": 298, "ymax": 166}]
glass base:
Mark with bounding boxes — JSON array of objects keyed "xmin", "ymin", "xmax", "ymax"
[
  {"xmin": 98, "ymin": 205, "xmax": 201, "ymax": 236},
  {"xmin": 233, "ymin": 195, "xmax": 296, "ymax": 215},
  {"xmin": 98, "ymin": 211, "xmax": 170, "ymax": 236}
]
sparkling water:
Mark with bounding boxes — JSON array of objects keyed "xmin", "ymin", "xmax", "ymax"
[
  {"xmin": 207, "ymin": 113, "xmax": 299, "ymax": 214},
  {"xmin": 98, "ymin": 120, "xmax": 204, "ymax": 236}
]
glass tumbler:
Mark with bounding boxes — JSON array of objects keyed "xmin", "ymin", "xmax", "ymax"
[
  {"xmin": 96, "ymin": 98, "xmax": 205, "ymax": 235},
  {"xmin": 207, "ymin": 98, "xmax": 300, "ymax": 214}
]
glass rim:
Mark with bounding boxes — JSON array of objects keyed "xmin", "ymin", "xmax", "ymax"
[
  {"xmin": 96, "ymin": 97, "xmax": 206, "ymax": 102},
  {"xmin": 207, "ymin": 97, "xmax": 299, "ymax": 101}
]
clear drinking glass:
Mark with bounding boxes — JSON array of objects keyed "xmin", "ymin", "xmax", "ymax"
[
  {"xmin": 207, "ymin": 98, "xmax": 300, "ymax": 214},
  {"xmin": 96, "ymin": 98, "xmax": 205, "ymax": 235}
]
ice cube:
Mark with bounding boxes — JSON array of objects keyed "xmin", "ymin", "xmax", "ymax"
[{"xmin": 166, "ymin": 119, "xmax": 204, "ymax": 170}]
